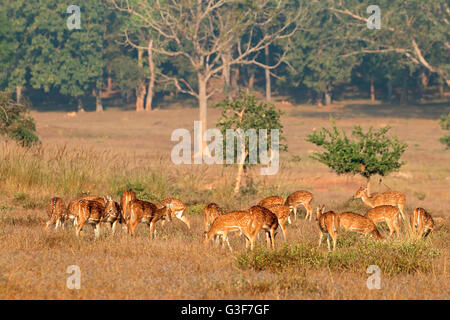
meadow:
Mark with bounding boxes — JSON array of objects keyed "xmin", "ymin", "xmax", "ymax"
[{"xmin": 0, "ymin": 99, "xmax": 449, "ymax": 299}]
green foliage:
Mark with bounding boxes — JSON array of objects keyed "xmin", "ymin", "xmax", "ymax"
[
  {"xmin": 237, "ymin": 241, "xmax": 440, "ymax": 276},
  {"xmin": 439, "ymin": 114, "xmax": 450, "ymax": 148},
  {"xmin": 215, "ymin": 91, "xmax": 287, "ymax": 166},
  {"xmin": 0, "ymin": 91, "xmax": 39, "ymax": 146},
  {"xmin": 306, "ymin": 118, "xmax": 407, "ymax": 179}
]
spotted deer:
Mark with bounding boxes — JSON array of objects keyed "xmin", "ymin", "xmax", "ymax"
[
  {"xmin": 339, "ymin": 212, "xmax": 384, "ymax": 240},
  {"xmin": 102, "ymin": 196, "xmax": 122, "ymax": 234},
  {"xmin": 74, "ymin": 199, "xmax": 106, "ymax": 238},
  {"xmin": 160, "ymin": 198, "xmax": 190, "ymax": 229},
  {"xmin": 203, "ymin": 203, "xmax": 224, "ymax": 232},
  {"xmin": 258, "ymin": 196, "xmax": 284, "ymax": 208},
  {"xmin": 264, "ymin": 204, "xmax": 291, "ymax": 240},
  {"xmin": 203, "ymin": 211, "xmax": 258, "ymax": 251},
  {"xmin": 127, "ymin": 199, "xmax": 171, "ymax": 237},
  {"xmin": 365, "ymin": 205, "xmax": 401, "ymax": 237},
  {"xmin": 247, "ymin": 205, "xmax": 279, "ymax": 249},
  {"xmin": 285, "ymin": 190, "xmax": 314, "ymax": 220},
  {"xmin": 316, "ymin": 205, "xmax": 340, "ymax": 251},
  {"xmin": 44, "ymin": 197, "xmax": 66, "ymax": 230},
  {"xmin": 354, "ymin": 187, "xmax": 406, "ymax": 221},
  {"xmin": 410, "ymin": 208, "xmax": 434, "ymax": 238},
  {"xmin": 120, "ymin": 189, "xmax": 136, "ymax": 225}
]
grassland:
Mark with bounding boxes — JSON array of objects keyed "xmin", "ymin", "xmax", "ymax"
[{"xmin": 0, "ymin": 99, "xmax": 448, "ymax": 299}]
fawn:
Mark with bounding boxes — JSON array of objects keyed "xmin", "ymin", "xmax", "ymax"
[
  {"xmin": 410, "ymin": 207, "xmax": 434, "ymax": 238},
  {"xmin": 365, "ymin": 205, "xmax": 401, "ymax": 237},
  {"xmin": 120, "ymin": 189, "xmax": 136, "ymax": 225},
  {"xmin": 285, "ymin": 190, "xmax": 314, "ymax": 220}
]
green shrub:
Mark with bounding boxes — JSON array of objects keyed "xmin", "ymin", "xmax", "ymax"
[{"xmin": 0, "ymin": 91, "xmax": 39, "ymax": 146}]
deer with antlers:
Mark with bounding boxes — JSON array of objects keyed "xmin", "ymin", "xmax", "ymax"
[
  {"xmin": 285, "ymin": 190, "xmax": 314, "ymax": 220},
  {"xmin": 410, "ymin": 207, "xmax": 435, "ymax": 238},
  {"xmin": 354, "ymin": 186, "xmax": 406, "ymax": 221}
]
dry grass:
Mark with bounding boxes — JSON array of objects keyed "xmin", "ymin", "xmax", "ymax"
[{"xmin": 0, "ymin": 99, "xmax": 448, "ymax": 299}]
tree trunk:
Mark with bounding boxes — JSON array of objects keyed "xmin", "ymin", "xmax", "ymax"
[
  {"xmin": 387, "ymin": 78, "xmax": 393, "ymax": 102},
  {"xmin": 366, "ymin": 178, "xmax": 371, "ymax": 197},
  {"xmin": 106, "ymin": 77, "xmax": 113, "ymax": 92},
  {"xmin": 197, "ymin": 73, "xmax": 208, "ymax": 159},
  {"xmin": 136, "ymin": 49, "xmax": 146, "ymax": 112},
  {"xmin": 324, "ymin": 91, "xmax": 331, "ymax": 106},
  {"xmin": 248, "ymin": 69, "xmax": 255, "ymax": 90},
  {"xmin": 233, "ymin": 150, "xmax": 249, "ymax": 194},
  {"xmin": 265, "ymin": 45, "xmax": 271, "ymax": 102},
  {"xmin": 439, "ymin": 77, "xmax": 444, "ymax": 99},
  {"xmin": 145, "ymin": 39, "xmax": 155, "ymax": 111},
  {"xmin": 77, "ymin": 98, "xmax": 85, "ymax": 112},
  {"xmin": 16, "ymin": 86, "xmax": 22, "ymax": 104},
  {"xmin": 232, "ymin": 67, "xmax": 239, "ymax": 89},
  {"xmin": 95, "ymin": 87, "xmax": 103, "ymax": 112},
  {"xmin": 221, "ymin": 49, "xmax": 231, "ymax": 99},
  {"xmin": 400, "ymin": 72, "xmax": 408, "ymax": 105},
  {"xmin": 370, "ymin": 79, "xmax": 375, "ymax": 102}
]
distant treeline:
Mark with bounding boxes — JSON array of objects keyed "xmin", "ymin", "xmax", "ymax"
[{"xmin": 0, "ymin": 0, "xmax": 448, "ymax": 113}]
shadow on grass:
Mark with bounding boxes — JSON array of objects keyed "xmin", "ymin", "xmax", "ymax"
[{"xmin": 291, "ymin": 101, "xmax": 450, "ymax": 120}]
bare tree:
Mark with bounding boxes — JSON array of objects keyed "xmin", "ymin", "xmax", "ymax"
[{"xmin": 110, "ymin": 0, "xmax": 303, "ymax": 157}]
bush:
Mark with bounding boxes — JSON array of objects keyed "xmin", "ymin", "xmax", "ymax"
[
  {"xmin": 236, "ymin": 241, "xmax": 440, "ymax": 276},
  {"xmin": 0, "ymin": 91, "xmax": 39, "ymax": 146}
]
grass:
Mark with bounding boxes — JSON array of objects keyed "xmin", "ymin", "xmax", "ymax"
[{"xmin": 0, "ymin": 100, "xmax": 448, "ymax": 299}]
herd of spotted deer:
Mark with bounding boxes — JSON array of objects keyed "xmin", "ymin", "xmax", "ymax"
[{"xmin": 44, "ymin": 186, "xmax": 435, "ymax": 252}]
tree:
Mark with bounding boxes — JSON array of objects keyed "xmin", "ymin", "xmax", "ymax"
[
  {"xmin": 306, "ymin": 118, "xmax": 407, "ymax": 194},
  {"xmin": 328, "ymin": 0, "xmax": 450, "ymax": 86},
  {"xmin": 439, "ymin": 114, "xmax": 450, "ymax": 148},
  {"xmin": 281, "ymin": 3, "xmax": 356, "ymax": 106},
  {"xmin": 0, "ymin": 91, "xmax": 39, "ymax": 146},
  {"xmin": 111, "ymin": 0, "xmax": 302, "ymax": 157},
  {"xmin": 215, "ymin": 91, "xmax": 287, "ymax": 194}
]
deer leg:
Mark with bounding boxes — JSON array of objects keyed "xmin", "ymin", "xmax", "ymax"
[
  {"xmin": 326, "ymin": 234, "xmax": 331, "ymax": 251},
  {"xmin": 149, "ymin": 221, "xmax": 156, "ymax": 239},
  {"xmin": 318, "ymin": 231, "xmax": 323, "ymax": 248},
  {"xmin": 279, "ymin": 221, "xmax": 287, "ymax": 241}
]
